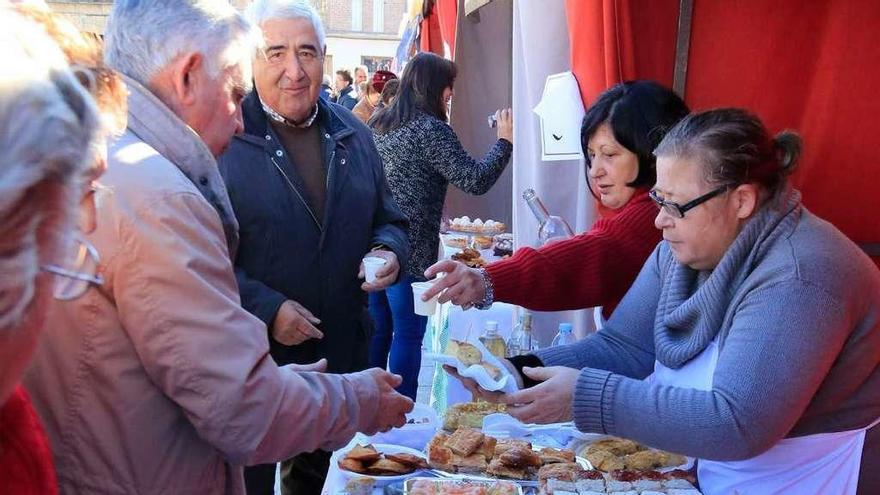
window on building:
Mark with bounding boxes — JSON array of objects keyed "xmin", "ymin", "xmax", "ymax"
[
  {"xmin": 351, "ymin": 0, "xmax": 363, "ymax": 31},
  {"xmin": 373, "ymin": 0, "xmax": 385, "ymax": 32}
]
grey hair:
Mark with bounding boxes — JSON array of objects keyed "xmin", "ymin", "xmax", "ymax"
[
  {"xmin": 245, "ymin": 0, "xmax": 327, "ymax": 52},
  {"xmin": 104, "ymin": 0, "xmax": 256, "ymax": 86},
  {"xmin": 0, "ymin": 8, "xmax": 101, "ymax": 331},
  {"xmin": 655, "ymin": 108, "xmax": 801, "ymax": 196}
]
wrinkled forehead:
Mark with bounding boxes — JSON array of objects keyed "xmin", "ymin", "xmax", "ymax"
[
  {"xmin": 259, "ymin": 17, "xmax": 322, "ymax": 52},
  {"xmin": 655, "ymin": 155, "xmax": 709, "ymax": 197}
]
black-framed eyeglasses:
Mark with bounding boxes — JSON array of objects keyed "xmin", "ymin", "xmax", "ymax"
[
  {"xmin": 649, "ymin": 186, "xmax": 730, "ymax": 219},
  {"xmin": 41, "ymin": 237, "xmax": 104, "ymax": 301}
]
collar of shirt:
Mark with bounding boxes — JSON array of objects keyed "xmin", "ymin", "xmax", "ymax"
[{"xmin": 259, "ymin": 97, "xmax": 319, "ymax": 129}]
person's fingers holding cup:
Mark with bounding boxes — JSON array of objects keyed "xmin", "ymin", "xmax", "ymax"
[{"xmin": 411, "ymin": 281, "xmax": 440, "ymax": 316}]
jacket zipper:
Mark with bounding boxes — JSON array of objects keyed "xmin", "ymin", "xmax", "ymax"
[{"xmin": 270, "ymin": 155, "xmax": 322, "ymax": 232}]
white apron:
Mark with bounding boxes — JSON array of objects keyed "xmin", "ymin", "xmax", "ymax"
[{"xmin": 650, "ymin": 339, "xmax": 879, "ymax": 495}]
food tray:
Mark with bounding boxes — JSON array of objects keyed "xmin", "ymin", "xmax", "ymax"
[
  {"xmin": 425, "ymin": 450, "xmax": 592, "ymax": 488},
  {"xmin": 404, "ymin": 477, "xmax": 523, "ymax": 495}
]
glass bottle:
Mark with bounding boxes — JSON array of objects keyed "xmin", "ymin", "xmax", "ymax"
[
  {"xmin": 523, "ymin": 188, "xmax": 574, "ymax": 246},
  {"xmin": 479, "ymin": 320, "xmax": 507, "ymax": 359},
  {"xmin": 550, "ymin": 322, "xmax": 575, "ymax": 347},
  {"xmin": 507, "ymin": 311, "xmax": 539, "ymax": 357}
]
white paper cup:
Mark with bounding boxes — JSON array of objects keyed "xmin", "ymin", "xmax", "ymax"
[
  {"xmin": 363, "ymin": 256, "xmax": 387, "ymax": 283},
  {"xmin": 411, "ymin": 281, "xmax": 438, "ymax": 316}
]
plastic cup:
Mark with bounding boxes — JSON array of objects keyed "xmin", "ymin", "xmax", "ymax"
[
  {"xmin": 411, "ymin": 281, "xmax": 438, "ymax": 316},
  {"xmin": 363, "ymin": 256, "xmax": 387, "ymax": 283}
]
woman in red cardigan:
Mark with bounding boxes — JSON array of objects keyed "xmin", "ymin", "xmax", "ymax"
[
  {"xmin": 0, "ymin": 5, "xmax": 125, "ymax": 493},
  {"xmin": 424, "ymin": 81, "xmax": 689, "ymax": 319}
]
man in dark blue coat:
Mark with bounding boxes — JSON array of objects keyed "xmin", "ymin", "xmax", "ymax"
[{"xmin": 218, "ymin": 4, "xmax": 409, "ymax": 494}]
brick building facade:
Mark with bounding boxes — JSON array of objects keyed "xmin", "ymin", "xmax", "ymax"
[{"xmin": 47, "ymin": 0, "xmax": 406, "ymax": 75}]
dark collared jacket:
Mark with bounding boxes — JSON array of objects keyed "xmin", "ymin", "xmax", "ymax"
[{"xmin": 218, "ymin": 92, "xmax": 409, "ymax": 373}]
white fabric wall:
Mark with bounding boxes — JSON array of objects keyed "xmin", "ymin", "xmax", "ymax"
[{"xmin": 511, "ymin": 0, "xmax": 598, "ymax": 342}]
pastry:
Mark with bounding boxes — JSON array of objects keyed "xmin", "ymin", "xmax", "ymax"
[
  {"xmin": 343, "ymin": 476, "xmax": 376, "ymax": 495},
  {"xmin": 498, "ymin": 446, "xmax": 541, "ymax": 468},
  {"xmin": 631, "ymin": 470, "xmax": 665, "ymax": 491},
  {"xmin": 488, "ymin": 481, "xmax": 520, "ymax": 495},
  {"xmin": 477, "ymin": 435, "xmax": 498, "ymax": 460},
  {"xmin": 623, "ymin": 449, "xmax": 664, "ymax": 470},
  {"xmin": 494, "ymin": 438, "xmax": 532, "ymax": 456},
  {"xmin": 385, "ymin": 452, "xmax": 428, "ymax": 469},
  {"xmin": 451, "ymin": 452, "xmax": 489, "ymax": 473},
  {"xmin": 442, "ymin": 402, "xmax": 506, "ymax": 431},
  {"xmin": 428, "ymin": 433, "xmax": 455, "ymax": 471},
  {"xmin": 663, "ymin": 470, "xmax": 697, "ymax": 489},
  {"xmin": 365, "ymin": 458, "xmax": 411, "ymax": 475},
  {"xmin": 588, "ymin": 438, "xmax": 642, "ymax": 456},
  {"xmin": 545, "ymin": 478, "xmax": 577, "ymax": 494},
  {"xmin": 446, "ymin": 427, "xmax": 485, "ymax": 456},
  {"xmin": 584, "ymin": 449, "xmax": 624, "ymax": 472},
  {"xmin": 346, "ymin": 444, "xmax": 381, "ymax": 463},
  {"xmin": 539, "ymin": 447, "xmax": 576, "ymax": 464},
  {"xmin": 473, "ymin": 235, "xmax": 493, "ymax": 249},
  {"xmin": 486, "ymin": 458, "xmax": 528, "ymax": 480},
  {"xmin": 574, "ymin": 470, "xmax": 606, "ymax": 492},
  {"xmin": 338, "ymin": 458, "xmax": 367, "ymax": 474},
  {"xmin": 453, "ymin": 341, "xmax": 483, "ymax": 366},
  {"xmin": 659, "ymin": 451, "xmax": 688, "ymax": 468},
  {"xmin": 480, "ymin": 362, "xmax": 502, "ymax": 380},
  {"xmin": 537, "ymin": 462, "xmax": 583, "ymax": 482},
  {"xmin": 443, "ymin": 236, "xmax": 468, "ymax": 249}
]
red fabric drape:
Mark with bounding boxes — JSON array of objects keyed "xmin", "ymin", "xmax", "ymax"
[
  {"xmin": 563, "ymin": 0, "xmax": 678, "ymax": 218},
  {"xmin": 419, "ymin": 0, "xmax": 458, "ymax": 58},
  {"xmin": 565, "ymin": 0, "xmax": 880, "ymax": 265},
  {"xmin": 564, "ymin": 0, "xmax": 678, "ymax": 105},
  {"xmin": 684, "ymin": 0, "xmax": 880, "ymax": 264}
]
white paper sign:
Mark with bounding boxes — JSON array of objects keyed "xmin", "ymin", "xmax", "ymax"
[{"xmin": 533, "ymin": 71, "xmax": 586, "ymax": 161}]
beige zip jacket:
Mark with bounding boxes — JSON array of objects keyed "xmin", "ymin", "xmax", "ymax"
[{"xmin": 24, "ymin": 77, "xmax": 381, "ymax": 494}]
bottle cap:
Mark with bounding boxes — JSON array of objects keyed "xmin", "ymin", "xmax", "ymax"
[
  {"xmin": 485, "ymin": 321, "xmax": 499, "ymax": 332},
  {"xmin": 558, "ymin": 323, "xmax": 573, "ymax": 333}
]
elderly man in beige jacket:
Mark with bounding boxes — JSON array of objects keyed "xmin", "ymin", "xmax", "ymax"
[{"xmin": 23, "ymin": 2, "xmax": 413, "ymax": 494}]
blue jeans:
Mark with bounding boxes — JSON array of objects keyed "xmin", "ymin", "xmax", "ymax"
[{"xmin": 368, "ymin": 275, "xmax": 428, "ymax": 400}]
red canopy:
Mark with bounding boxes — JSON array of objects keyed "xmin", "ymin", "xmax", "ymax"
[{"xmin": 566, "ymin": 0, "xmax": 880, "ymax": 266}]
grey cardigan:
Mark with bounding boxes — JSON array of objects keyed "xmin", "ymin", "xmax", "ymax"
[{"xmin": 537, "ymin": 188, "xmax": 880, "ymax": 492}]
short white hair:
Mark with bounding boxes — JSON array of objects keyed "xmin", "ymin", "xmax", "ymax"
[
  {"xmin": 104, "ymin": 0, "xmax": 256, "ymax": 86},
  {"xmin": 0, "ymin": 7, "xmax": 100, "ymax": 330},
  {"xmin": 245, "ymin": 0, "xmax": 327, "ymax": 52}
]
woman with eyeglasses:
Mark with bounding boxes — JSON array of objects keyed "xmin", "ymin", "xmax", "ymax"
[
  {"xmin": 424, "ymin": 81, "xmax": 689, "ymax": 323},
  {"xmin": 0, "ymin": 4, "xmax": 125, "ymax": 492},
  {"xmin": 453, "ymin": 109, "xmax": 880, "ymax": 494}
]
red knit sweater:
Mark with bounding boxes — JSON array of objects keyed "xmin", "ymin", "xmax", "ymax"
[
  {"xmin": 487, "ymin": 192, "xmax": 661, "ymax": 319},
  {"xmin": 0, "ymin": 386, "xmax": 58, "ymax": 494}
]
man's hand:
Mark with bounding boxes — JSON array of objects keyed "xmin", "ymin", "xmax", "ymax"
[
  {"xmin": 501, "ymin": 366, "xmax": 579, "ymax": 424},
  {"xmin": 360, "ymin": 249, "xmax": 399, "ymax": 292},
  {"xmin": 423, "ymin": 260, "xmax": 486, "ymax": 306},
  {"xmin": 271, "ymin": 300, "xmax": 323, "ymax": 346},
  {"xmin": 359, "ymin": 368, "xmax": 414, "ymax": 434}
]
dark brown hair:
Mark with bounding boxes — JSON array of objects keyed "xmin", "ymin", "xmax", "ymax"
[
  {"xmin": 581, "ymin": 80, "xmax": 690, "ymax": 193},
  {"xmin": 369, "ymin": 52, "xmax": 457, "ymax": 133}
]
